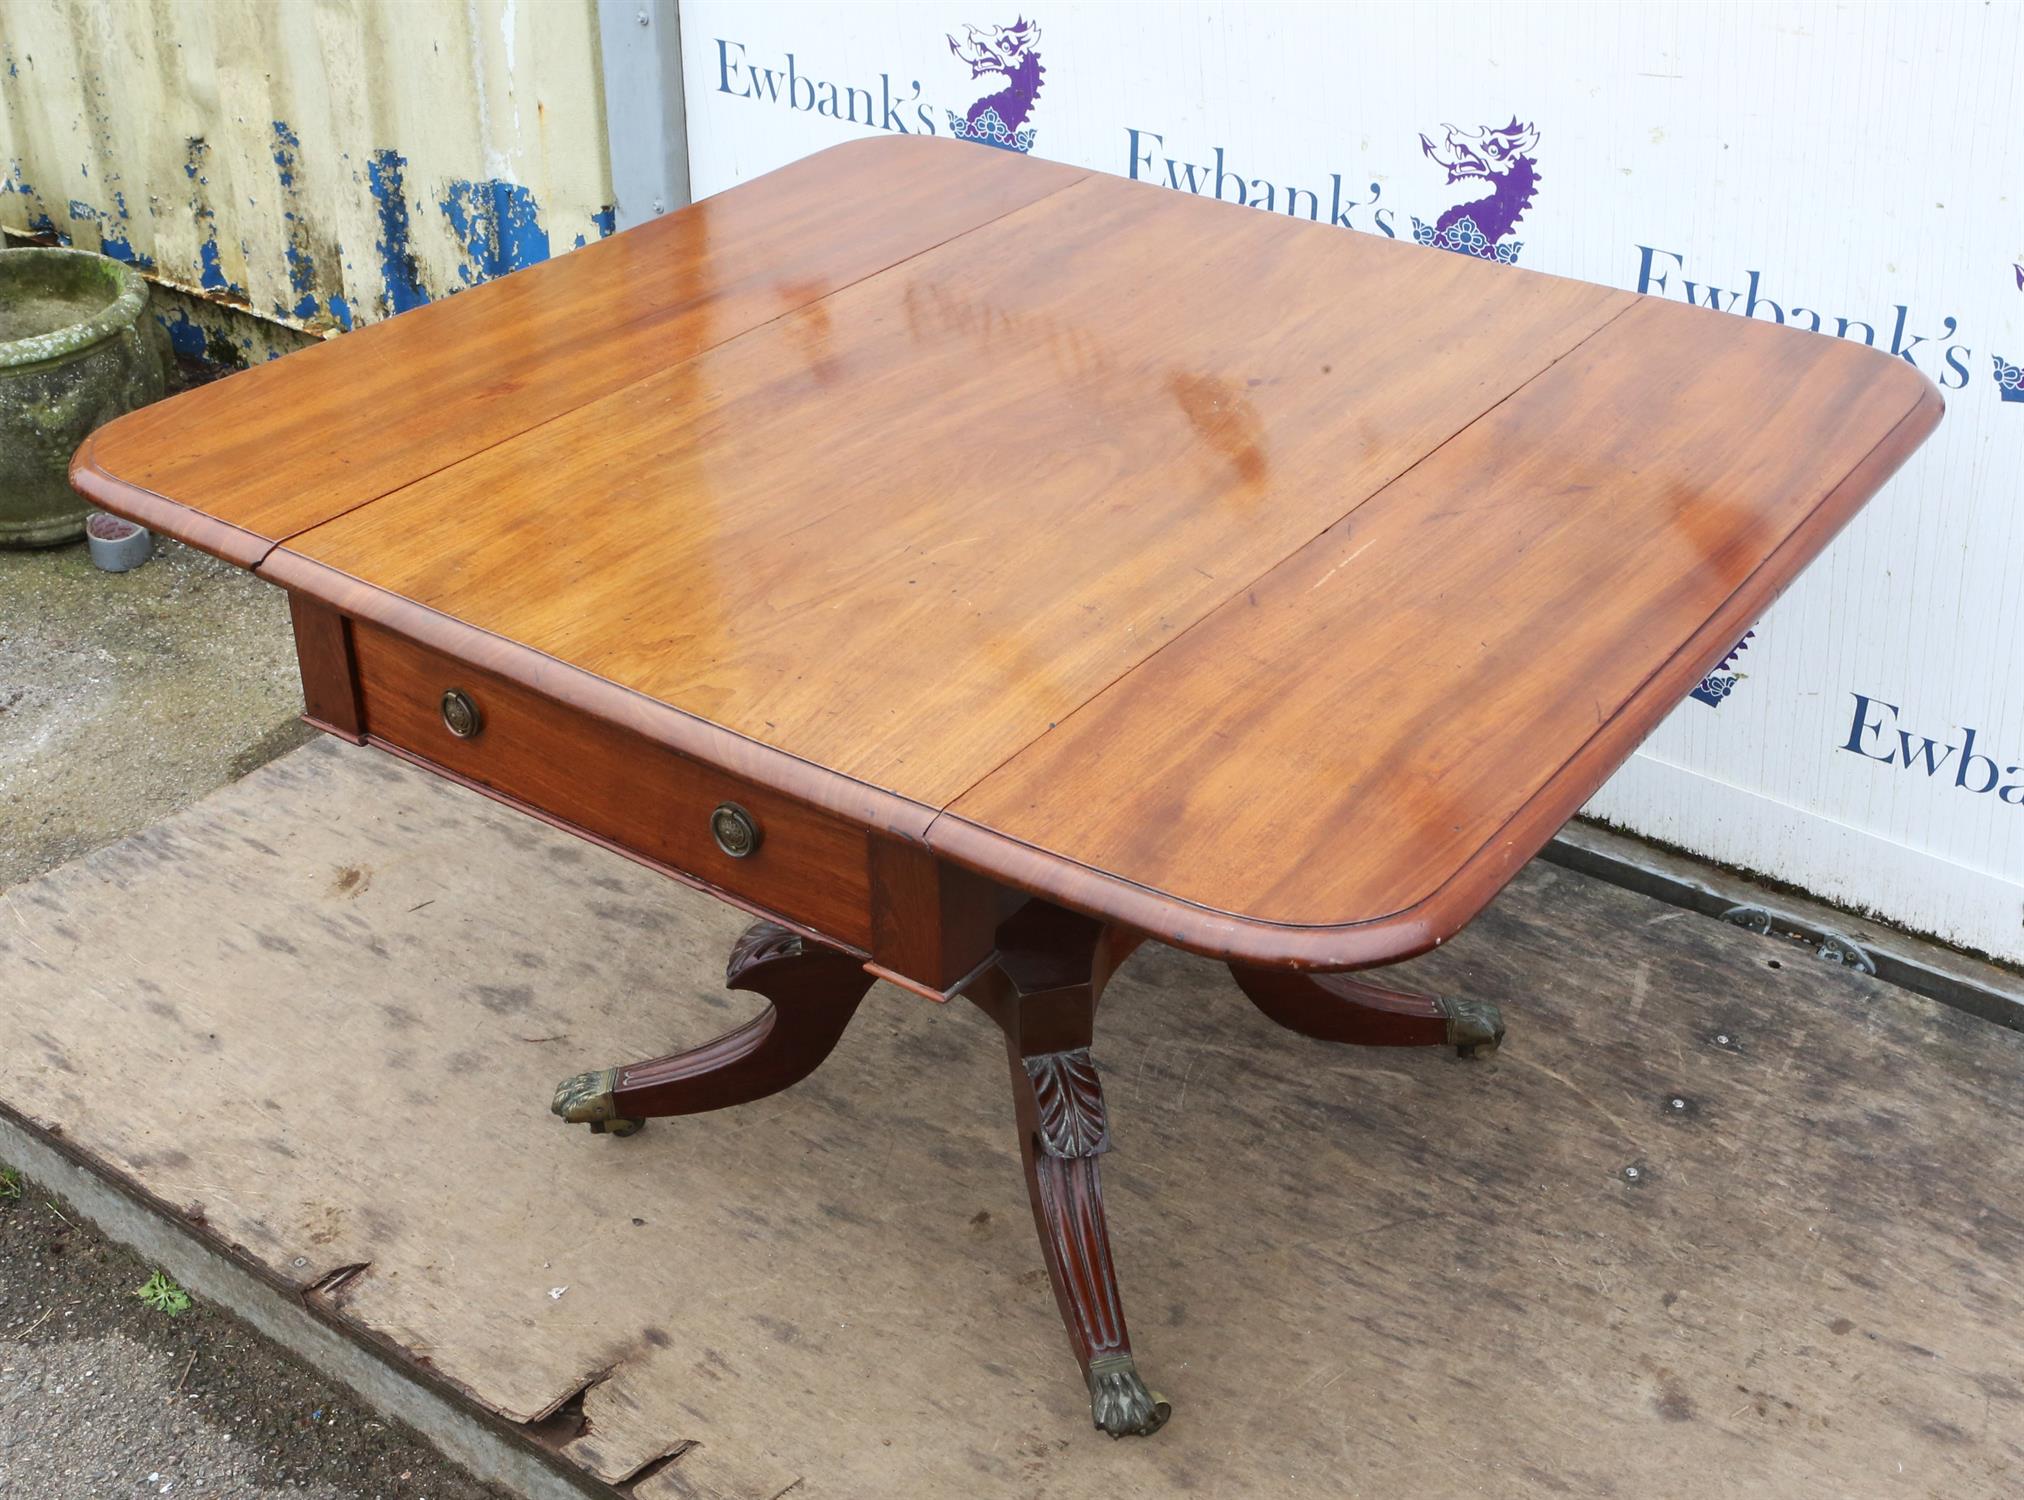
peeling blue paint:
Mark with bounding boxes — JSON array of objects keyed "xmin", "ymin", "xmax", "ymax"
[
  {"xmin": 95, "ymin": 188, "xmax": 155, "ymax": 269},
  {"xmin": 183, "ymin": 137, "xmax": 241, "ymax": 297},
  {"xmin": 161, "ymin": 308, "xmax": 208, "ymax": 359},
  {"xmin": 58, "ymin": 198, "xmax": 104, "ymax": 254},
  {"xmin": 368, "ymin": 148, "xmax": 431, "ymax": 315},
  {"xmin": 272, "ymin": 120, "xmax": 300, "ymax": 189},
  {"xmin": 155, "ymin": 306, "xmax": 257, "ymax": 368},
  {"xmin": 573, "ymin": 205, "xmax": 617, "ymax": 250},
  {"xmin": 96, "ymin": 226, "xmax": 147, "ymax": 266},
  {"xmin": 198, "ymin": 235, "xmax": 230, "ymax": 291},
  {"xmin": 11, "ymin": 119, "xmax": 599, "ymax": 345},
  {"xmin": 439, "ymin": 177, "xmax": 550, "ymax": 284},
  {"xmin": 283, "ymin": 234, "xmax": 323, "ymax": 322},
  {"xmin": 285, "ymin": 244, "xmax": 315, "ymax": 296},
  {"xmin": 268, "ymin": 119, "xmax": 353, "ymax": 328},
  {"xmin": 4, "ymin": 162, "xmax": 57, "ymax": 239}
]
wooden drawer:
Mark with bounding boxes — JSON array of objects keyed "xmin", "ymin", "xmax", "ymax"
[{"xmin": 346, "ymin": 618, "xmax": 874, "ymax": 948}]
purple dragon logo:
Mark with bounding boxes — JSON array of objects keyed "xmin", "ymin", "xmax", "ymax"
[
  {"xmin": 945, "ymin": 18, "xmax": 1045, "ymax": 153},
  {"xmin": 1689, "ymin": 630, "xmax": 1755, "ymax": 708},
  {"xmin": 1410, "ymin": 118, "xmax": 1542, "ymax": 265}
]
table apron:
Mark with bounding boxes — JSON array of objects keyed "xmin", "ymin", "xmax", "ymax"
[{"xmin": 285, "ymin": 595, "xmax": 1016, "ymax": 995}]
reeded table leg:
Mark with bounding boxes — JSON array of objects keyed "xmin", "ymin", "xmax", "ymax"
[
  {"xmin": 553, "ymin": 921, "xmax": 874, "ymax": 1135},
  {"xmin": 968, "ymin": 903, "xmax": 1169, "ymax": 1438},
  {"xmin": 1228, "ymin": 965, "xmax": 1504, "ymax": 1056}
]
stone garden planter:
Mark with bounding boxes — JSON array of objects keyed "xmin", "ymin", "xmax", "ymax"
[{"xmin": 1, "ymin": 247, "xmax": 166, "ymax": 547}]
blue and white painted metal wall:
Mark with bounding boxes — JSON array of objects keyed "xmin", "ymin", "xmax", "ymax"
[{"xmin": 0, "ymin": 0, "xmax": 619, "ymax": 362}]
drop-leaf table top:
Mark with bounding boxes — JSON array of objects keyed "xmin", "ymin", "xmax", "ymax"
[{"xmin": 73, "ymin": 136, "xmax": 1939, "ymax": 971}]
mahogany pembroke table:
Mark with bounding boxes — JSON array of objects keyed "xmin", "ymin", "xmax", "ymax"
[{"xmin": 72, "ymin": 137, "xmax": 1941, "ymax": 1437}]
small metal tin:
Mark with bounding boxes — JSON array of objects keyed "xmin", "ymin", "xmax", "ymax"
[
  {"xmin": 440, "ymin": 688, "xmax": 483, "ymax": 739},
  {"xmin": 710, "ymin": 802, "xmax": 760, "ymax": 858},
  {"xmin": 85, "ymin": 511, "xmax": 153, "ymax": 572}
]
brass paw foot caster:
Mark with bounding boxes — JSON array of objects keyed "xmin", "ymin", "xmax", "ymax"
[
  {"xmin": 1086, "ymin": 1354, "xmax": 1171, "ymax": 1437},
  {"xmin": 551, "ymin": 1069, "xmax": 645, "ymax": 1137},
  {"xmin": 1438, "ymin": 996, "xmax": 1505, "ymax": 1057}
]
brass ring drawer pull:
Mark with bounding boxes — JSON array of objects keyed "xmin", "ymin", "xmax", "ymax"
[
  {"xmin": 440, "ymin": 688, "xmax": 483, "ymax": 739},
  {"xmin": 710, "ymin": 802, "xmax": 761, "ymax": 858}
]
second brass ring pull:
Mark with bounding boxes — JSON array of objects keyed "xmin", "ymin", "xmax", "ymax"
[{"xmin": 441, "ymin": 688, "xmax": 482, "ymax": 739}]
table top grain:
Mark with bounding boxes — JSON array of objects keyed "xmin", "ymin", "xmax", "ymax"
[{"xmin": 75, "ymin": 135, "xmax": 1942, "ymax": 968}]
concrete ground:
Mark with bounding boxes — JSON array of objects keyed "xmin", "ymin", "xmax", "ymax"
[
  {"xmin": 0, "ymin": 535, "xmax": 312, "ymax": 889},
  {"xmin": 0, "ymin": 535, "xmax": 504, "ymax": 1500}
]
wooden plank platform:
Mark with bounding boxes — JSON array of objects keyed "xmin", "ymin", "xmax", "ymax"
[{"xmin": 2, "ymin": 738, "xmax": 2018, "ymax": 1497}]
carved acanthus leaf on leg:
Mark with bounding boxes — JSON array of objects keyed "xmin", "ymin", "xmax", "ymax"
[
  {"xmin": 726, "ymin": 921, "xmax": 806, "ymax": 980},
  {"xmin": 1025, "ymin": 1048, "xmax": 1111, "ymax": 1157}
]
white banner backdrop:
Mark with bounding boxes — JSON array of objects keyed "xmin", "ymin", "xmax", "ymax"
[{"xmin": 678, "ymin": 1, "xmax": 2024, "ymax": 963}]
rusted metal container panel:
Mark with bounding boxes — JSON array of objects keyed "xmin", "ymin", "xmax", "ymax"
[{"xmin": 0, "ymin": 0, "xmax": 615, "ymax": 359}]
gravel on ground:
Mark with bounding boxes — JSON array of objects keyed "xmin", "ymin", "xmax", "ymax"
[
  {"xmin": 0, "ymin": 535, "xmax": 313, "ymax": 889},
  {"xmin": 0, "ymin": 1172, "xmax": 511, "ymax": 1500}
]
